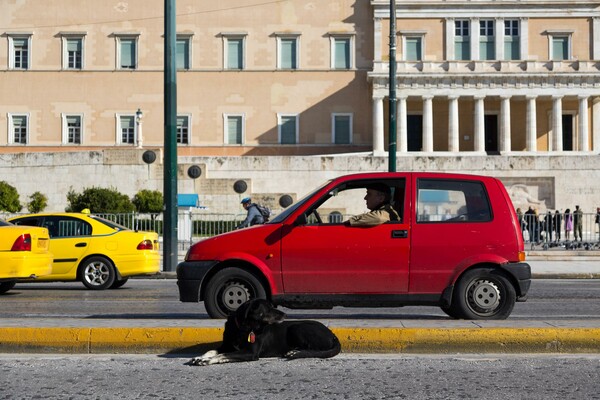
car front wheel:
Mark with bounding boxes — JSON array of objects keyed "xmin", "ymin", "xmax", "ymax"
[
  {"xmin": 203, "ymin": 267, "xmax": 267, "ymax": 319},
  {"xmin": 449, "ymin": 267, "xmax": 516, "ymax": 320},
  {"xmin": 79, "ymin": 256, "xmax": 116, "ymax": 290}
]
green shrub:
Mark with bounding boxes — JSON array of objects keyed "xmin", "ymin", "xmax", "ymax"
[
  {"xmin": 0, "ymin": 181, "xmax": 22, "ymax": 213},
  {"xmin": 66, "ymin": 187, "xmax": 134, "ymax": 213},
  {"xmin": 27, "ymin": 191, "xmax": 48, "ymax": 213},
  {"xmin": 133, "ymin": 190, "xmax": 163, "ymax": 213}
]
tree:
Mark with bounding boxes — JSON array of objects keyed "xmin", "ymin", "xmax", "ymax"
[
  {"xmin": 133, "ymin": 190, "xmax": 164, "ymax": 213},
  {"xmin": 0, "ymin": 181, "xmax": 22, "ymax": 212},
  {"xmin": 27, "ymin": 191, "xmax": 48, "ymax": 213},
  {"xmin": 66, "ymin": 187, "xmax": 134, "ymax": 213}
]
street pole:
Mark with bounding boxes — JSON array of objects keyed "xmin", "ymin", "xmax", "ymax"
[
  {"xmin": 163, "ymin": 0, "xmax": 178, "ymax": 272},
  {"xmin": 388, "ymin": 0, "xmax": 397, "ymax": 172}
]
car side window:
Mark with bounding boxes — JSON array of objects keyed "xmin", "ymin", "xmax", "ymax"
[
  {"xmin": 306, "ymin": 179, "xmax": 405, "ymax": 225},
  {"xmin": 10, "ymin": 217, "xmax": 42, "ymax": 227},
  {"xmin": 417, "ymin": 179, "xmax": 491, "ymax": 223},
  {"xmin": 48, "ymin": 217, "xmax": 92, "ymax": 238}
]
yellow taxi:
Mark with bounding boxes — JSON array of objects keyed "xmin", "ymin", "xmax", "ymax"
[
  {"xmin": 0, "ymin": 219, "xmax": 53, "ymax": 294},
  {"xmin": 9, "ymin": 212, "xmax": 160, "ymax": 290}
]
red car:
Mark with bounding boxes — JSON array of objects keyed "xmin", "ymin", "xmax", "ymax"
[{"xmin": 177, "ymin": 172, "xmax": 531, "ymax": 319}]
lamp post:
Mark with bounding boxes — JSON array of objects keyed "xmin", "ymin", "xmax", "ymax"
[
  {"xmin": 135, "ymin": 108, "xmax": 143, "ymax": 148},
  {"xmin": 388, "ymin": 0, "xmax": 397, "ymax": 172}
]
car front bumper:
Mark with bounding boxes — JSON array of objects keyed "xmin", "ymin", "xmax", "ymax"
[{"xmin": 176, "ymin": 260, "xmax": 219, "ymax": 302}]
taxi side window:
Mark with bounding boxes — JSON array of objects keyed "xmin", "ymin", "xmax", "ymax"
[
  {"xmin": 417, "ymin": 179, "xmax": 491, "ymax": 223},
  {"xmin": 48, "ymin": 217, "xmax": 92, "ymax": 237}
]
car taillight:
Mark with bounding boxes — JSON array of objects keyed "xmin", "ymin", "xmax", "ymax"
[
  {"xmin": 137, "ymin": 240, "xmax": 154, "ymax": 250},
  {"xmin": 11, "ymin": 234, "xmax": 32, "ymax": 251}
]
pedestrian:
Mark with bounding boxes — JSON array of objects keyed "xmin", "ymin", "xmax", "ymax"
[
  {"xmin": 544, "ymin": 211, "xmax": 554, "ymax": 243},
  {"xmin": 573, "ymin": 205, "xmax": 583, "ymax": 241},
  {"xmin": 516, "ymin": 208, "xmax": 527, "ymax": 238},
  {"xmin": 564, "ymin": 208, "xmax": 573, "ymax": 241},
  {"xmin": 595, "ymin": 207, "xmax": 600, "ymax": 242},
  {"xmin": 553, "ymin": 210, "xmax": 562, "ymax": 242},
  {"xmin": 524, "ymin": 206, "xmax": 537, "ymax": 243},
  {"xmin": 236, "ymin": 197, "xmax": 264, "ymax": 229}
]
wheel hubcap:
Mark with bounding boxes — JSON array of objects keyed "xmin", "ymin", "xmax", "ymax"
[
  {"xmin": 221, "ymin": 281, "xmax": 251, "ymax": 312},
  {"xmin": 467, "ymin": 279, "xmax": 501, "ymax": 313},
  {"xmin": 84, "ymin": 262, "xmax": 110, "ymax": 286}
]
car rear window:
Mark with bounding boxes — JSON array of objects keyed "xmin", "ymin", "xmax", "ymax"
[{"xmin": 417, "ymin": 179, "xmax": 492, "ymax": 223}]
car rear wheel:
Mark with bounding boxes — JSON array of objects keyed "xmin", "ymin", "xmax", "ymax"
[
  {"xmin": 449, "ymin": 267, "xmax": 516, "ymax": 320},
  {"xmin": 79, "ymin": 256, "xmax": 116, "ymax": 290},
  {"xmin": 203, "ymin": 267, "xmax": 267, "ymax": 319},
  {"xmin": 0, "ymin": 281, "xmax": 16, "ymax": 294},
  {"xmin": 110, "ymin": 278, "xmax": 129, "ymax": 289}
]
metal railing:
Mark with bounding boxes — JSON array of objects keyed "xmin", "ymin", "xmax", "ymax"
[{"xmin": 520, "ymin": 212, "xmax": 600, "ymax": 250}]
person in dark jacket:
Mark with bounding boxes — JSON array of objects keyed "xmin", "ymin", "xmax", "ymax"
[{"xmin": 236, "ymin": 197, "xmax": 264, "ymax": 229}]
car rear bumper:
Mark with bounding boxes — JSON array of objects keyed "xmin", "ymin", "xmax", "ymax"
[
  {"xmin": 176, "ymin": 260, "xmax": 219, "ymax": 302},
  {"xmin": 501, "ymin": 262, "xmax": 531, "ymax": 300},
  {"xmin": 0, "ymin": 253, "xmax": 53, "ymax": 280},
  {"xmin": 114, "ymin": 252, "xmax": 160, "ymax": 277}
]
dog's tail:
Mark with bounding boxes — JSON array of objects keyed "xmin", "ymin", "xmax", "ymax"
[{"xmin": 285, "ymin": 335, "xmax": 341, "ymax": 360}]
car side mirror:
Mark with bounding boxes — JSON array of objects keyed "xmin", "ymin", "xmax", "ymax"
[{"xmin": 294, "ymin": 213, "xmax": 308, "ymax": 226}]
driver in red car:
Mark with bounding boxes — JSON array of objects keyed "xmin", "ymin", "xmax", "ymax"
[{"xmin": 346, "ymin": 183, "xmax": 399, "ymax": 227}]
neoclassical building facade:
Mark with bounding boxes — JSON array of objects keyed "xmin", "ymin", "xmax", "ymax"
[{"xmin": 1, "ymin": 1, "xmax": 600, "ymax": 215}]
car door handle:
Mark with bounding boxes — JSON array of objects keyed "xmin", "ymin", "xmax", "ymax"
[
  {"xmin": 391, "ymin": 230, "xmax": 408, "ymax": 239},
  {"xmin": 75, "ymin": 242, "xmax": 88, "ymax": 247}
]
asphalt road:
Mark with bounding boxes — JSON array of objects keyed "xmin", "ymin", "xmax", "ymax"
[
  {"xmin": 1, "ymin": 278, "xmax": 600, "ymax": 327},
  {"xmin": 2, "ymin": 353, "xmax": 599, "ymax": 399}
]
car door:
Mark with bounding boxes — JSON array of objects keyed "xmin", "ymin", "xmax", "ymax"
[
  {"xmin": 41, "ymin": 216, "xmax": 91, "ymax": 276},
  {"xmin": 280, "ymin": 178, "xmax": 410, "ymax": 294}
]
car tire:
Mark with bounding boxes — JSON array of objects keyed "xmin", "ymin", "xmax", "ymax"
[
  {"xmin": 451, "ymin": 267, "xmax": 516, "ymax": 320},
  {"xmin": 110, "ymin": 278, "xmax": 129, "ymax": 289},
  {"xmin": 0, "ymin": 281, "xmax": 16, "ymax": 294},
  {"xmin": 79, "ymin": 256, "xmax": 116, "ymax": 290},
  {"xmin": 440, "ymin": 306, "xmax": 462, "ymax": 319},
  {"xmin": 203, "ymin": 267, "xmax": 267, "ymax": 319}
]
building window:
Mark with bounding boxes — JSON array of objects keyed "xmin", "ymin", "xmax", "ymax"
[
  {"xmin": 454, "ymin": 20, "xmax": 470, "ymax": 60},
  {"xmin": 8, "ymin": 114, "xmax": 28, "ymax": 144},
  {"xmin": 222, "ymin": 35, "xmax": 246, "ymax": 70},
  {"xmin": 504, "ymin": 20, "xmax": 520, "ymax": 60},
  {"xmin": 400, "ymin": 31, "xmax": 426, "ymax": 61},
  {"xmin": 62, "ymin": 114, "xmax": 82, "ymax": 144},
  {"xmin": 277, "ymin": 36, "xmax": 299, "ymax": 70},
  {"xmin": 8, "ymin": 35, "xmax": 32, "ymax": 70},
  {"xmin": 479, "ymin": 20, "xmax": 495, "ymax": 60},
  {"xmin": 176, "ymin": 35, "xmax": 191, "ymax": 70},
  {"xmin": 550, "ymin": 34, "xmax": 571, "ymax": 60},
  {"xmin": 278, "ymin": 114, "xmax": 298, "ymax": 144},
  {"xmin": 224, "ymin": 114, "xmax": 244, "ymax": 144},
  {"xmin": 330, "ymin": 35, "xmax": 354, "ymax": 69},
  {"xmin": 116, "ymin": 36, "xmax": 138, "ymax": 69},
  {"xmin": 118, "ymin": 115, "xmax": 136, "ymax": 144},
  {"xmin": 177, "ymin": 115, "xmax": 190, "ymax": 144},
  {"xmin": 61, "ymin": 35, "xmax": 84, "ymax": 70},
  {"xmin": 332, "ymin": 113, "xmax": 352, "ymax": 144}
]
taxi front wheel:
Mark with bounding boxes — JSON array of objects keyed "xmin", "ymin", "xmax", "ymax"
[{"xmin": 79, "ymin": 256, "xmax": 116, "ymax": 290}]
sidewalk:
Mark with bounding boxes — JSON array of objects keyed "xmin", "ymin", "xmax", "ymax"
[{"xmin": 1, "ymin": 255, "xmax": 600, "ymax": 355}]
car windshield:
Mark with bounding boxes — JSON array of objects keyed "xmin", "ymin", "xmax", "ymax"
[
  {"xmin": 269, "ymin": 180, "xmax": 332, "ymax": 223},
  {"xmin": 89, "ymin": 215, "xmax": 129, "ymax": 231}
]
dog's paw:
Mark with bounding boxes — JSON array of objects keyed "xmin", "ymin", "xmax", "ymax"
[
  {"xmin": 188, "ymin": 357, "xmax": 210, "ymax": 366},
  {"xmin": 284, "ymin": 350, "xmax": 301, "ymax": 359}
]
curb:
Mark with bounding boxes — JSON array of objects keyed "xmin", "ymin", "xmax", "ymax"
[{"xmin": 2, "ymin": 327, "xmax": 600, "ymax": 354}]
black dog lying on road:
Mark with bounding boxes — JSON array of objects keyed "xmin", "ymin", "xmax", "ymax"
[{"xmin": 190, "ymin": 299, "xmax": 341, "ymax": 366}]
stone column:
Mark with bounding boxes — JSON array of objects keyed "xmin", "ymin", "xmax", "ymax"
[
  {"xmin": 500, "ymin": 95, "xmax": 511, "ymax": 152},
  {"xmin": 594, "ymin": 18, "xmax": 600, "ymax": 60},
  {"xmin": 471, "ymin": 18, "xmax": 480, "ymax": 61},
  {"xmin": 520, "ymin": 18, "xmax": 529, "ymax": 60},
  {"xmin": 474, "ymin": 95, "xmax": 485, "ymax": 152},
  {"xmin": 593, "ymin": 97, "xmax": 600, "ymax": 152},
  {"xmin": 448, "ymin": 95, "xmax": 460, "ymax": 152},
  {"xmin": 398, "ymin": 95, "xmax": 408, "ymax": 153},
  {"xmin": 495, "ymin": 18, "xmax": 505, "ymax": 61},
  {"xmin": 422, "ymin": 95, "xmax": 434, "ymax": 152},
  {"xmin": 446, "ymin": 18, "xmax": 455, "ymax": 61},
  {"xmin": 552, "ymin": 95, "xmax": 563, "ymax": 152},
  {"xmin": 372, "ymin": 95, "xmax": 385, "ymax": 154},
  {"xmin": 578, "ymin": 95, "xmax": 589, "ymax": 152},
  {"xmin": 526, "ymin": 95, "xmax": 537, "ymax": 152}
]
